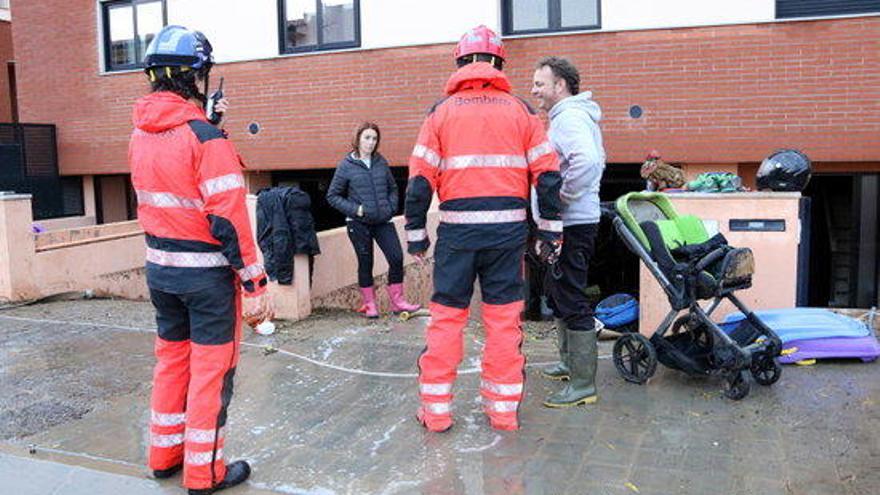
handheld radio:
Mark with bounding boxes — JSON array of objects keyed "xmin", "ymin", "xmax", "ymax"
[{"xmin": 205, "ymin": 77, "xmax": 225, "ymax": 125}]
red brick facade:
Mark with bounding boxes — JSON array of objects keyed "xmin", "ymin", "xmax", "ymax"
[
  {"xmin": 11, "ymin": 2, "xmax": 880, "ymax": 175},
  {"xmin": 0, "ymin": 20, "xmax": 13, "ymax": 122}
]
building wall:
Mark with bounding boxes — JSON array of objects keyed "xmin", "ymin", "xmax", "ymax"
[
  {"xmin": 602, "ymin": 0, "xmax": 773, "ymax": 31},
  {"xmin": 12, "ymin": 2, "xmax": 880, "ymax": 176},
  {"xmin": 0, "ymin": 20, "xmax": 13, "ymax": 122},
  {"xmin": 126, "ymin": 0, "xmax": 780, "ymax": 64}
]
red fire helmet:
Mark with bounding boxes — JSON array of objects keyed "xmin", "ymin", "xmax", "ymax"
[{"xmin": 453, "ymin": 25, "xmax": 505, "ymax": 61}]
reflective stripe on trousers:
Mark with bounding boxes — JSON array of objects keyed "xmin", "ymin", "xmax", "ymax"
[
  {"xmin": 151, "ymin": 432, "xmax": 184, "ymax": 448},
  {"xmin": 151, "ymin": 410, "xmax": 186, "ymax": 427},
  {"xmin": 481, "ymin": 380, "xmax": 523, "ymax": 396},
  {"xmin": 185, "ymin": 448, "xmax": 223, "ymax": 467},
  {"xmin": 185, "ymin": 427, "xmax": 224, "ymax": 444},
  {"xmin": 423, "ymin": 402, "xmax": 451, "ymax": 414},
  {"xmin": 483, "ymin": 399, "xmax": 520, "ymax": 413},
  {"xmin": 420, "ymin": 382, "xmax": 453, "ymax": 396}
]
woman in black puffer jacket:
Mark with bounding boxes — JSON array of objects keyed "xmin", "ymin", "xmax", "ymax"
[{"xmin": 327, "ymin": 122, "xmax": 421, "ymax": 318}]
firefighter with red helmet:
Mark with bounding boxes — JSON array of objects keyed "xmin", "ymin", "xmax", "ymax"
[
  {"xmin": 130, "ymin": 25, "xmax": 274, "ymax": 494},
  {"xmin": 406, "ymin": 25, "xmax": 563, "ymax": 432}
]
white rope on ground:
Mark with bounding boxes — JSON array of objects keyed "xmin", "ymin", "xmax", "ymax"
[
  {"xmin": 0, "ymin": 314, "xmax": 151, "ymax": 333},
  {"xmin": 248, "ymin": 343, "xmax": 422, "ymax": 378},
  {"xmin": 28, "ymin": 445, "xmax": 142, "ymax": 468},
  {"xmin": 0, "ymin": 314, "xmax": 609, "ymax": 379}
]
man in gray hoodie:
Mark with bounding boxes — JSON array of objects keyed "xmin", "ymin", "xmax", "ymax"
[{"xmin": 531, "ymin": 56, "xmax": 606, "ymax": 408}]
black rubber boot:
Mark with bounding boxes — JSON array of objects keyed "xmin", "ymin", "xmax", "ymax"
[
  {"xmin": 542, "ymin": 319, "xmax": 571, "ymax": 380},
  {"xmin": 188, "ymin": 460, "xmax": 251, "ymax": 495},
  {"xmin": 152, "ymin": 464, "xmax": 182, "ymax": 479},
  {"xmin": 544, "ymin": 329, "xmax": 598, "ymax": 408}
]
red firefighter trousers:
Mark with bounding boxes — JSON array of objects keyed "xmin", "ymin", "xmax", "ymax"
[
  {"xmin": 418, "ymin": 239, "xmax": 526, "ymax": 431},
  {"xmin": 147, "ymin": 281, "xmax": 241, "ymax": 490}
]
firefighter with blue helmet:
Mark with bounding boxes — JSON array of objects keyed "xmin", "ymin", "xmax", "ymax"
[{"xmin": 133, "ymin": 25, "xmax": 273, "ymax": 495}]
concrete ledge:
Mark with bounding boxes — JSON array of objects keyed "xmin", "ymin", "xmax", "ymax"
[
  {"xmin": 35, "ymin": 220, "xmax": 142, "ymax": 249},
  {"xmin": 667, "ymin": 191, "xmax": 802, "ymax": 199},
  {"xmin": 0, "ymin": 192, "xmax": 32, "ymax": 200}
]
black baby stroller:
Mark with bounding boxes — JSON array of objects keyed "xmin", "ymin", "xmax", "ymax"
[{"xmin": 610, "ymin": 192, "xmax": 783, "ymax": 400}]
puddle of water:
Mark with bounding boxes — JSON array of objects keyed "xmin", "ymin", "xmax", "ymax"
[{"xmin": 250, "ymin": 481, "xmax": 337, "ymax": 495}]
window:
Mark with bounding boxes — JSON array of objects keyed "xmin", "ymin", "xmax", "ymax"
[
  {"xmin": 279, "ymin": 0, "xmax": 360, "ymax": 53},
  {"xmin": 102, "ymin": 0, "xmax": 167, "ymax": 72},
  {"xmin": 776, "ymin": 1, "xmax": 880, "ymax": 19},
  {"xmin": 502, "ymin": 0, "xmax": 600, "ymax": 35}
]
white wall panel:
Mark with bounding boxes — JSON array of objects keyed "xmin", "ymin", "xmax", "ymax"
[
  {"xmin": 360, "ymin": 0, "xmax": 500, "ymax": 49},
  {"xmin": 167, "ymin": 0, "xmax": 278, "ymax": 63},
  {"xmin": 601, "ymin": 0, "xmax": 774, "ymax": 31}
]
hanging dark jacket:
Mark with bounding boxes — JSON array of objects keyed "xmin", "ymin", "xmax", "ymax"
[
  {"xmin": 256, "ymin": 186, "xmax": 320, "ymax": 285},
  {"xmin": 326, "ymin": 152, "xmax": 399, "ymax": 225}
]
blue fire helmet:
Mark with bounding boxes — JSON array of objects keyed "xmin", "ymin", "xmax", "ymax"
[{"xmin": 143, "ymin": 25, "xmax": 213, "ymax": 70}]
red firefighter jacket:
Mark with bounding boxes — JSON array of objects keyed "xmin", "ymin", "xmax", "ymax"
[
  {"xmin": 404, "ymin": 62, "xmax": 563, "ymax": 252},
  {"xmin": 129, "ymin": 92, "xmax": 267, "ymax": 297}
]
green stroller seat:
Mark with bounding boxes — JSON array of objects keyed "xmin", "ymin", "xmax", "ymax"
[
  {"xmin": 616, "ymin": 192, "xmax": 755, "ymax": 304},
  {"xmin": 608, "ymin": 192, "xmax": 782, "ymax": 400}
]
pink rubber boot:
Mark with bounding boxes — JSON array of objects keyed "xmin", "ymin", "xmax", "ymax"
[
  {"xmin": 387, "ymin": 283, "xmax": 420, "ymax": 313},
  {"xmin": 358, "ymin": 287, "xmax": 379, "ymax": 319}
]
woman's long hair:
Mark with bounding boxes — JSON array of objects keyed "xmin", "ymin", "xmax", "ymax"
[
  {"xmin": 351, "ymin": 122, "xmax": 381, "ymax": 157},
  {"xmin": 149, "ymin": 66, "xmax": 209, "ymax": 106}
]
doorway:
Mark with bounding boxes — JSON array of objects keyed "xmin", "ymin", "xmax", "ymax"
[{"xmin": 803, "ymin": 173, "xmax": 879, "ymax": 308}]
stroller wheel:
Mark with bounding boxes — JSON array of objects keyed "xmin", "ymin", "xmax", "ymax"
[
  {"xmin": 723, "ymin": 369, "xmax": 751, "ymax": 400},
  {"xmin": 613, "ymin": 333, "xmax": 657, "ymax": 384},
  {"xmin": 750, "ymin": 356, "xmax": 782, "ymax": 386}
]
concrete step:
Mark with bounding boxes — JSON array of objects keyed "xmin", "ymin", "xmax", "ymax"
[{"xmin": 0, "ymin": 452, "xmax": 176, "ymax": 495}]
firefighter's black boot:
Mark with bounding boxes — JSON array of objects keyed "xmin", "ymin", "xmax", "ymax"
[
  {"xmin": 152, "ymin": 464, "xmax": 182, "ymax": 479},
  {"xmin": 188, "ymin": 460, "xmax": 251, "ymax": 495}
]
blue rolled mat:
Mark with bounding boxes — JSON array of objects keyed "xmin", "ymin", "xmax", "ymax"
[{"xmin": 720, "ymin": 308, "xmax": 870, "ymax": 344}]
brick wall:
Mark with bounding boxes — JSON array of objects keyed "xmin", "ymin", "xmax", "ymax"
[
  {"xmin": 11, "ymin": 3, "xmax": 880, "ymax": 175},
  {"xmin": 0, "ymin": 20, "xmax": 13, "ymax": 122},
  {"xmin": 505, "ymin": 19, "xmax": 880, "ymax": 167}
]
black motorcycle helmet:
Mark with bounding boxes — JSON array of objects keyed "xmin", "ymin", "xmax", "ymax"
[{"xmin": 756, "ymin": 149, "xmax": 812, "ymax": 192}]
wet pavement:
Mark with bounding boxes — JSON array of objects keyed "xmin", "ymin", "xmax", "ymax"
[{"xmin": 0, "ymin": 298, "xmax": 878, "ymax": 495}]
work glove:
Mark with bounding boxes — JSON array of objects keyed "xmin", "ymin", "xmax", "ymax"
[
  {"xmin": 243, "ymin": 292, "xmax": 275, "ymax": 327},
  {"xmin": 536, "ymin": 239, "xmax": 563, "ymax": 266}
]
